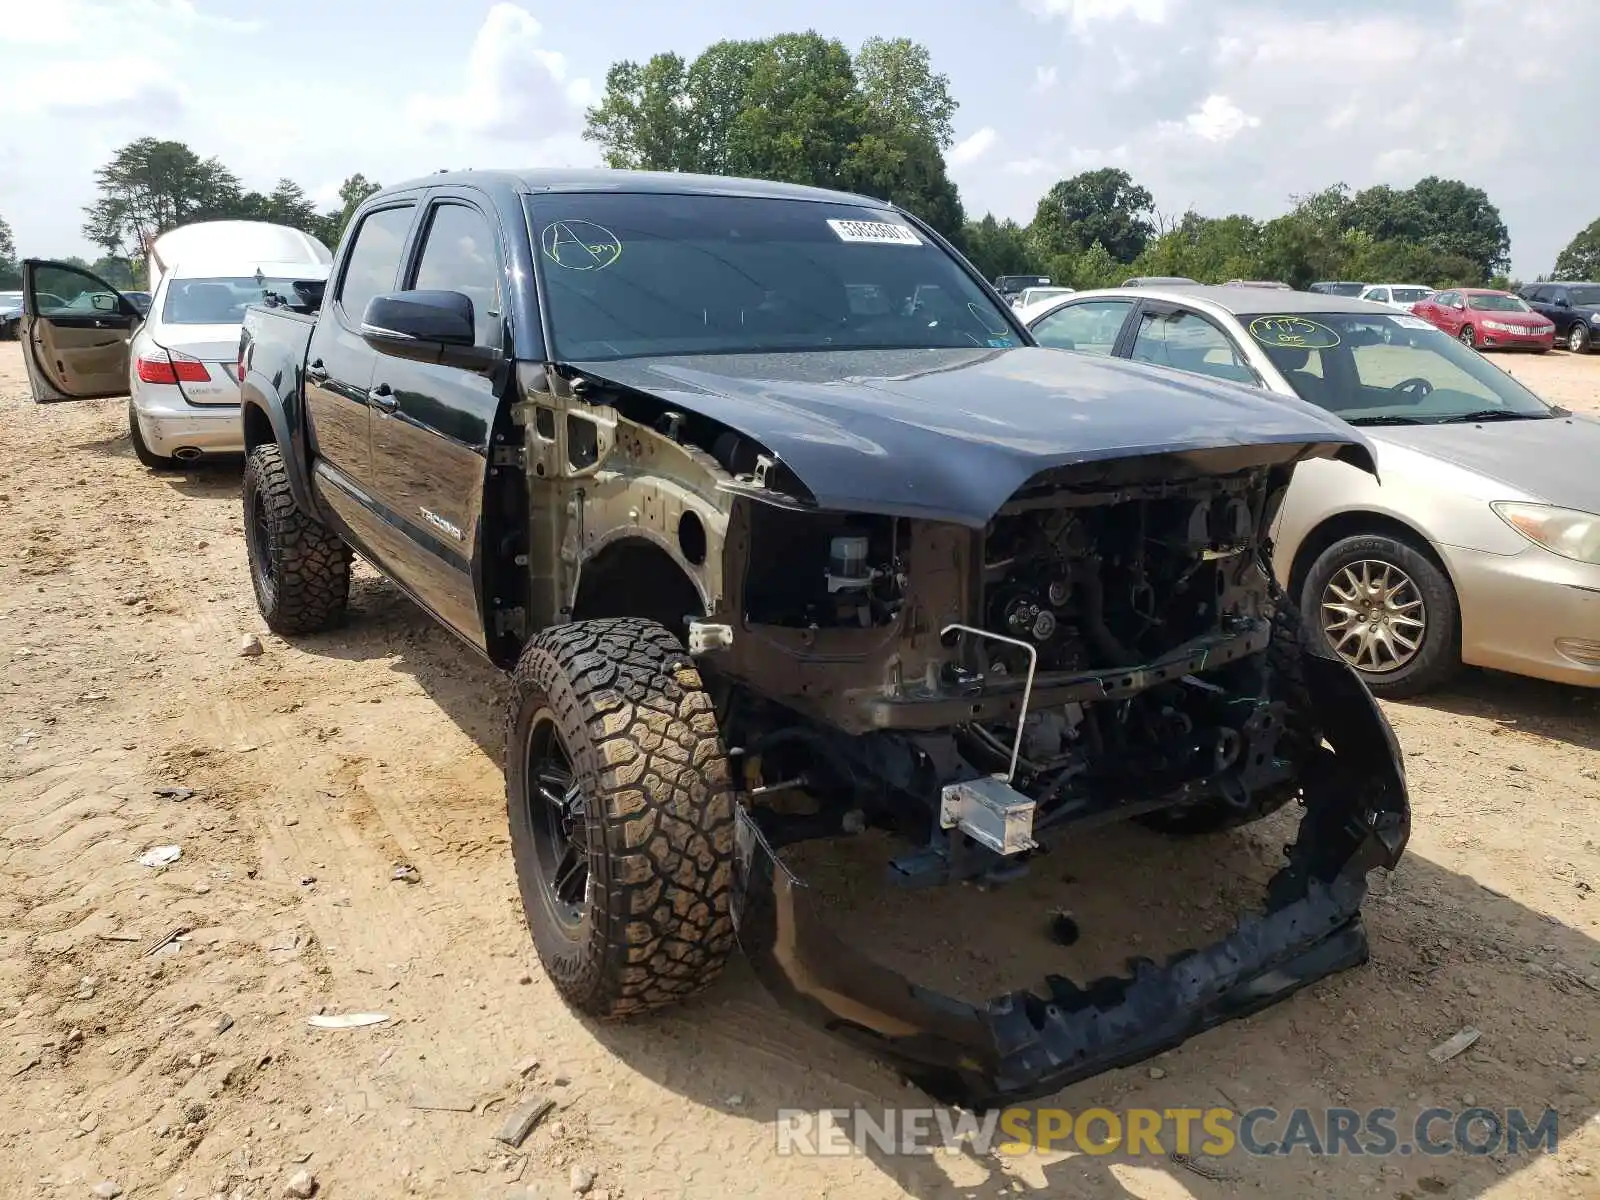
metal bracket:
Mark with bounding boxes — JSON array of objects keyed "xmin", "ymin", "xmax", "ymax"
[
  {"xmin": 687, "ymin": 621, "xmax": 735, "ymax": 654},
  {"xmin": 493, "ymin": 605, "xmax": 527, "ymax": 639},
  {"xmin": 939, "ymin": 623, "xmax": 1037, "ymax": 783},
  {"xmin": 491, "ymin": 444, "xmax": 526, "ymax": 468},
  {"xmin": 935, "ymin": 623, "xmax": 1041, "ymax": 857}
]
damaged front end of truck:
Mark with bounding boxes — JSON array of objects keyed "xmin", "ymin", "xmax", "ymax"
[{"xmin": 523, "ymin": 347, "xmax": 1409, "ymax": 1109}]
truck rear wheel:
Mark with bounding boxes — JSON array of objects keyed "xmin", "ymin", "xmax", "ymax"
[
  {"xmin": 506, "ymin": 618, "xmax": 736, "ymax": 1018},
  {"xmin": 243, "ymin": 443, "xmax": 351, "ymax": 634}
]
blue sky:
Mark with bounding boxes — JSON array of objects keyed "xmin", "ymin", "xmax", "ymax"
[{"xmin": 3, "ymin": 0, "xmax": 1596, "ymax": 277}]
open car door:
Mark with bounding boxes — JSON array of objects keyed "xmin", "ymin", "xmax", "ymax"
[{"xmin": 20, "ymin": 259, "xmax": 139, "ymax": 403}]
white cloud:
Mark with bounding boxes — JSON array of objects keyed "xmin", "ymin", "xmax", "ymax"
[
  {"xmin": 949, "ymin": 127, "xmax": 998, "ymax": 167},
  {"xmin": 404, "ymin": 4, "xmax": 592, "ymax": 141},
  {"xmin": 1003, "ymin": 157, "xmax": 1056, "ymax": 177},
  {"xmin": 1161, "ymin": 94, "xmax": 1259, "ymax": 144},
  {"xmin": 1033, "ymin": 65, "xmax": 1059, "ymax": 93},
  {"xmin": 1023, "ymin": 0, "xmax": 1171, "ymax": 32},
  {"xmin": 0, "ymin": 0, "xmax": 258, "ymax": 46}
]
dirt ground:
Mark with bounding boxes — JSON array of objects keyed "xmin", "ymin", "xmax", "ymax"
[{"xmin": 2, "ymin": 342, "xmax": 1599, "ymax": 1200}]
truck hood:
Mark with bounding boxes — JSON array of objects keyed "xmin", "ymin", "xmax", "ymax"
[
  {"xmin": 1372, "ymin": 412, "xmax": 1600, "ymax": 511},
  {"xmin": 573, "ymin": 347, "xmax": 1376, "ymax": 527}
]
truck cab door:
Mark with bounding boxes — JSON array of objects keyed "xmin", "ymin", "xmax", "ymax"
[
  {"xmin": 362, "ymin": 196, "xmax": 508, "ymax": 649},
  {"xmin": 20, "ymin": 259, "xmax": 139, "ymax": 402}
]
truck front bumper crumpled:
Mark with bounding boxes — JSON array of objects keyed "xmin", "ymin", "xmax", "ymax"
[{"xmin": 730, "ymin": 646, "xmax": 1409, "ymax": 1110}]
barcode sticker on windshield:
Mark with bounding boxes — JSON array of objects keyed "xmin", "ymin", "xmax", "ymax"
[
  {"xmin": 1390, "ymin": 315, "xmax": 1432, "ymax": 330},
  {"xmin": 828, "ymin": 219, "xmax": 922, "ymax": 246}
]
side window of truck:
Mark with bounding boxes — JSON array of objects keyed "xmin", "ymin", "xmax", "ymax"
[
  {"xmin": 337, "ymin": 205, "xmax": 416, "ymax": 327},
  {"xmin": 411, "ymin": 203, "xmax": 502, "ymax": 348}
]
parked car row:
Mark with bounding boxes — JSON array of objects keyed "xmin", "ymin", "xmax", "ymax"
[
  {"xmin": 19, "ymin": 212, "xmax": 1597, "ymax": 704},
  {"xmin": 1018, "ymin": 283, "xmax": 1600, "ymax": 697}
]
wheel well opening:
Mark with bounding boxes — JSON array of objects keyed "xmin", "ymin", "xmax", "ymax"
[
  {"xmin": 572, "ymin": 540, "xmax": 705, "ymax": 643},
  {"xmin": 242, "ymin": 403, "xmax": 274, "ymax": 454},
  {"xmin": 1288, "ymin": 511, "xmax": 1455, "ymax": 602}
]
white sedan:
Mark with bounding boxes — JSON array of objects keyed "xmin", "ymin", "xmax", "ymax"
[{"xmin": 125, "ymin": 259, "xmax": 328, "ymax": 467}]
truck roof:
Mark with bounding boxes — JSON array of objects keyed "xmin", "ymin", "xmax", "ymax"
[{"xmin": 383, "ymin": 167, "xmax": 892, "ymax": 208}]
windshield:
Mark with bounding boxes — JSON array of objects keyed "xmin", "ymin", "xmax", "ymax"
[
  {"xmin": 526, "ymin": 194, "xmax": 1019, "ymax": 361},
  {"xmin": 1243, "ymin": 312, "xmax": 1554, "ymax": 424},
  {"xmin": 1568, "ymin": 285, "xmax": 1600, "ymax": 306},
  {"xmin": 1316, "ymin": 283, "xmax": 1365, "ymax": 296},
  {"xmin": 1391, "ymin": 288, "xmax": 1432, "ymax": 303},
  {"xmin": 161, "ymin": 276, "xmax": 322, "ymax": 325},
  {"xmin": 1466, "ymin": 293, "xmax": 1529, "ymax": 312}
]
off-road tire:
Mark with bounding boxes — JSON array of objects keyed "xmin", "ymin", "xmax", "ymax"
[
  {"xmin": 1138, "ymin": 601, "xmax": 1312, "ymax": 836},
  {"xmin": 506, "ymin": 618, "xmax": 736, "ymax": 1018},
  {"xmin": 243, "ymin": 443, "xmax": 351, "ymax": 634},
  {"xmin": 128, "ymin": 401, "xmax": 177, "ymax": 470},
  {"xmin": 1301, "ymin": 532, "xmax": 1460, "ymax": 698}
]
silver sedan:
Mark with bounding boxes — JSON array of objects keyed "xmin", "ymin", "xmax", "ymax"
[{"xmin": 1019, "ymin": 286, "xmax": 1600, "ymax": 696}]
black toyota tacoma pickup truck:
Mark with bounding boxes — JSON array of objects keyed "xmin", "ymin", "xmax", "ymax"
[{"xmin": 238, "ymin": 168, "xmax": 1408, "ymax": 1108}]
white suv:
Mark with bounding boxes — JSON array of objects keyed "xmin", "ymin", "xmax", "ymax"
[{"xmin": 1359, "ymin": 283, "xmax": 1434, "ymax": 312}]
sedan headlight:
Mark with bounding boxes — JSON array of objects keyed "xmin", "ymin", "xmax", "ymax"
[{"xmin": 1491, "ymin": 502, "xmax": 1600, "ymax": 565}]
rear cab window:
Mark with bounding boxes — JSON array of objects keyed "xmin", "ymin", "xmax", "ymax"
[
  {"xmin": 336, "ymin": 205, "xmax": 417, "ymax": 327},
  {"xmin": 410, "ymin": 202, "xmax": 503, "ymax": 348}
]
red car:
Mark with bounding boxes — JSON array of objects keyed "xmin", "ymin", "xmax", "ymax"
[{"xmin": 1410, "ymin": 288, "xmax": 1555, "ymax": 352}]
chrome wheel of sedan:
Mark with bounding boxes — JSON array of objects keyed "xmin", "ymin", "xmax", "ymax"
[{"xmin": 1319, "ymin": 558, "xmax": 1427, "ymax": 673}]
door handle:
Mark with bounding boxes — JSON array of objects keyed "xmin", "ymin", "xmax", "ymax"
[
  {"xmin": 368, "ymin": 382, "xmax": 397, "ymax": 412},
  {"xmin": 306, "ymin": 359, "xmax": 329, "ymax": 383}
]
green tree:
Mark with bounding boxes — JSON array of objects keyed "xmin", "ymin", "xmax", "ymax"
[
  {"xmin": 0, "ymin": 213, "xmax": 18, "ymax": 289},
  {"xmin": 962, "ymin": 215, "xmax": 1036, "ymax": 280},
  {"xmin": 583, "ymin": 33, "xmax": 967, "ymax": 239},
  {"xmin": 82, "ymin": 138, "xmax": 244, "ymax": 257},
  {"xmin": 233, "ymin": 179, "xmax": 322, "ymax": 234},
  {"xmin": 587, "ymin": 53, "xmax": 699, "ymax": 171},
  {"xmin": 1554, "ymin": 217, "xmax": 1600, "ymax": 280},
  {"xmin": 90, "ymin": 256, "xmax": 137, "ymax": 289},
  {"xmin": 1344, "ymin": 237, "xmax": 1479, "ymax": 289},
  {"xmin": 855, "ymin": 36, "xmax": 956, "ymax": 150},
  {"xmin": 315, "ymin": 174, "xmax": 382, "ymax": 249},
  {"xmin": 1132, "ymin": 212, "xmax": 1262, "ymax": 283},
  {"xmin": 1068, "ymin": 241, "xmax": 1123, "ymax": 290},
  {"xmin": 1028, "ymin": 168, "xmax": 1154, "ymax": 264},
  {"xmin": 1346, "ymin": 176, "xmax": 1508, "ymax": 282}
]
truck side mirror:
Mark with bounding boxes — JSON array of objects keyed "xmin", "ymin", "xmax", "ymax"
[{"xmin": 361, "ymin": 290, "xmax": 496, "ymax": 370}]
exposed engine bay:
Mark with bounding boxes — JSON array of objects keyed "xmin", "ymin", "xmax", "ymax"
[{"xmin": 722, "ymin": 465, "xmax": 1303, "ymax": 881}]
